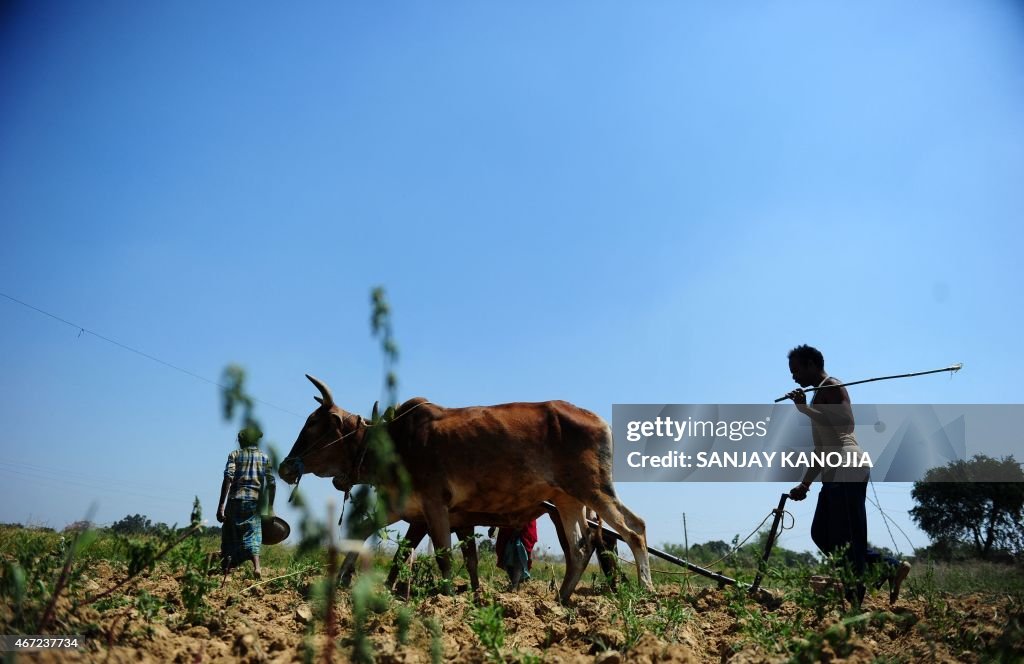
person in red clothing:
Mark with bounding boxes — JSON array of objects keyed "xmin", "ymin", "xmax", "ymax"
[{"xmin": 489, "ymin": 520, "xmax": 538, "ymax": 590}]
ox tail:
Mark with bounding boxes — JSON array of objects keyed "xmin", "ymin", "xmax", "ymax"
[{"xmin": 599, "ymin": 422, "xmax": 619, "ymax": 498}]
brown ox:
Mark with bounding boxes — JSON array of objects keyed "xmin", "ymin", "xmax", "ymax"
[{"xmin": 278, "ymin": 375, "xmax": 653, "ymax": 602}]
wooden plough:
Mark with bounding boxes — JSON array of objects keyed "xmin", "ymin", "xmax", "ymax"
[{"xmin": 546, "ymin": 493, "xmax": 790, "ymax": 595}]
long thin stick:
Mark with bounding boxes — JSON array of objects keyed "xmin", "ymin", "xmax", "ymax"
[
  {"xmin": 240, "ymin": 564, "xmax": 322, "ymax": 593},
  {"xmin": 774, "ymin": 363, "xmax": 963, "ymax": 403}
]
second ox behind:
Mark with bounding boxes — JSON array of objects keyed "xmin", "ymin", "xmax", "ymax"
[{"xmin": 278, "ymin": 374, "xmax": 653, "ymax": 603}]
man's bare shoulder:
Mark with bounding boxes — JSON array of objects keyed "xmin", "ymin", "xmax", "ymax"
[{"xmin": 819, "ymin": 378, "xmax": 852, "ymax": 405}]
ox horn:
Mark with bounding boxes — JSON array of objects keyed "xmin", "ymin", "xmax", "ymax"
[{"xmin": 306, "ymin": 374, "xmax": 335, "ymax": 410}]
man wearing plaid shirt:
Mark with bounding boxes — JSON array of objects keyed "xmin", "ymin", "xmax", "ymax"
[{"xmin": 216, "ymin": 427, "xmax": 275, "ymax": 578}]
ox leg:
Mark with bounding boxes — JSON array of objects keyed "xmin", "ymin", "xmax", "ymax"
[
  {"xmin": 455, "ymin": 527, "xmax": 479, "ymax": 592},
  {"xmin": 587, "ymin": 493, "xmax": 654, "ymax": 591},
  {"xmin": 423, "ymin": 507, "xmax": 455, "ymax": 593},
  {"xmin": 595, "ymin": 528, "xmax": 621, "ymax": 590},
  {"xmin": 585, "ymin": 509, "xmax": 621, "ymax": 590},
  {"xmin": 544, "ymin": 502, "xmax": 571, "ymax": 558},
  {"xmin": 552, "ymin": 498, "xmax": 594, "ymax": 604},
  {"xmin": 509, "ymin": 561, "xmax": 524, "ymax": 591},
  {"xmin": 544, "ymin": 503, "xmax": 583, "ymax": 589},
  {"xmin": 386, "ymin": 522, "xmax": 428, "ymax": 591},
  {"xmin": 337, "ymin": 552, "xmax": 359, "ymax": 587}
]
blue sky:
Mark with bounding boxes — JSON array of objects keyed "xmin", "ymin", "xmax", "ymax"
[{"xmin": 2, "ymin": 1, "xmax": 1022, "ymax": 561}]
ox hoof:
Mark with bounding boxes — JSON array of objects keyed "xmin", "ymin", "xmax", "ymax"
[
  {"xmin": 749, "ymin": 588, "xmax": 781, "ymax": 607},
  {"xmin": 392, "ymin": 581, "xmax": 412, "ymax": 600}
]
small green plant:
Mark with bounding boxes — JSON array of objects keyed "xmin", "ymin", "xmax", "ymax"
[
  {"xmin": 1, "ymin": 545, "xmax": 36, "ymax": 632},
  {"xmin": 470, "ymin": 601, "xmax": 505, "ymax": 662},
  {"xmin": 267, "ymin": 559, "xmax": 322, "ymax": 593},
  {"xmin": 651, "ymin": 593, "xmax": 692, "ymax": 641},
  {"xmin": 395, "ymin": 605, "xmax": 413, "ymax": 646},
  {"xmin": 337, "ymin": 288, "xmax": 412, "ymax": 547},
  {"xmin": 116, "ymin": 536, "xmax": 162, "ymax": 577},
  {"xmin": 0, "ymin": 523, "xmax": 96, "ymax": 633},
  {"xmin": 788, "ymin": 611, "xmax": 892, "ymax": 663},
  {"xmin": 168, "ymin": 499, "xmax": 219, "ymax": 624},
  {"xmin": 389, "ymin": 542, "xmax": 460, "ymax": 601},
  {"xmin": 563, "ymin": 604, "xmax": 578, "ymax": 625},
  {"xmin": 424, "ymin": 617, "xmax": 444, "ymax": 664},
  {"xmin": 724, "ymin": 582, "xmax": 806, "ymax": 657},
  {"xmin": 92, "ymin": 594, "xmax": 131, "ymax": 612},
  {"xmin": 132, "ymin": 590, "xmax": 164, "ymax": 635},
  {"xmin": 609, "ymin": 581, "xmax": 647, "ymax": 650},
  {"xmin": 607, "ymin": 579, "xmax": 689, "ymax": 650},
  {"xmin": 389, "ymin": 532, "xmax": 417, "ymax": 597},
  {"xmin": 134, "ymin": 590, "xmax": 162, "ymax": 623},
  {"xmin": 772, "ymin": 562, "xmax": 845, "ymax": 621},
  {"xmin": 347, "ymin": 571, "xmax": 391, "ymax": 663}
]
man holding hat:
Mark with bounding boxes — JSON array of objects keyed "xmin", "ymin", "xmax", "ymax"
[{"xmin": 217, "ymin": 426, "xmax": 276, "ymax": 578}]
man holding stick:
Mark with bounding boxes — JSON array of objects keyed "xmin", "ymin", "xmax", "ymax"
[{"xmin": 784, "ymin": 345, "xmax": 910, "ymax": 605}]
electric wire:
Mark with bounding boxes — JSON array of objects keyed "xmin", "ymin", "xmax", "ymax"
[
  {"xmin": 867, "ymin": 483, "xmax": 917, "ymax": 555},
  {"xmin": 0, "ymin": 466, "xmax": 192, "ymax": 508},
  {"xmin": 0, "ymin": 459, "xmax": 180, "ymax": 496},
  {"xmin": 1, "ymin": 291, "xmax": 304, "ymax": 418}
]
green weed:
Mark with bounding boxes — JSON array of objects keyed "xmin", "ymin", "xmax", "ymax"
[
  {"xmin": 266, "ymin": 559, "xmax": 322, "ymax": 594},
  {"xmin": 606, "ymin": 579, "xmax": 690, "ymax": 650},
  {"xmin": 346, "ymin": 571, "xmax": 391, "ymax": 663},
  {"xmin": 395, "ymin": 605, "xmax": 413, "ymax": 646},
  {"xmin": 424, "ymin": 616, "xmax": 444, "ymax": 664},
  {"xmin": 470, "ymin": 600, "xmax": 505, "ymax": 662},
  {"xmin": 165, "ymin": 500, "xmax": 219, "ymax": 624},
  {"xmin": 608, "ymin": 581, "xmax": 649, "ymax": 650}
]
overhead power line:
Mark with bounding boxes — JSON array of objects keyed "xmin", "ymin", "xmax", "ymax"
[
  {"xmin": 1, "ymin": 291, "xmax": 303, "ymax": 418},
  {"xmin": 0, "ymin": 465, "xmax": 191, "ymax": 508}
]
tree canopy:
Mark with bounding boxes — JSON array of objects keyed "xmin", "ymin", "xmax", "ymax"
[
  {"xmin": 109, "ymin": 514, "xmax": 175, "ymax": 536},
  {"xmin": 910, "ymin": 454, "xmax": 1024, "ymax": 560}
]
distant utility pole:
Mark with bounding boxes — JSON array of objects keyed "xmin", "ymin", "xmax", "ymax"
[{"xmin": 682, "ymin": 513, "xmax": 689, "ymax": 559}]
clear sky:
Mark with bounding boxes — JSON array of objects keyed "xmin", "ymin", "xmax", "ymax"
[{"xmin": 2, "ymin": 1, "xmax": 1022, "ymax": 562}]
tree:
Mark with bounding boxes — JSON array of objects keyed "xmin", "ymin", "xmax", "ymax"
[
  {"xmin": 63, "ymin": 520, "xmax": 93, "ymax": 533},
  {"xmin": 910, "ymin": 454, "xmax": 1024, "ymax": 560},
  {"xmin": 110, "ymin": 514, "xmax": 152, "ymax": 535}
]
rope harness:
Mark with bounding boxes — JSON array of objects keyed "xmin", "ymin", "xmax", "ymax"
[{"xmin": 282, "ymin": 400, "xmax": 433, "ymax": 503}]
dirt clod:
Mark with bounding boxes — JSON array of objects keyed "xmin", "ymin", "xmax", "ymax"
[{"xmin": 293, "ymin": 604, "xmax": 313, "ymax": 625}]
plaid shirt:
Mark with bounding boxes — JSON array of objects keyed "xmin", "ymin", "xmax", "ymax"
[{"xmin": 224, "ymin": 447, "xmax": 275, "ymax": 501}]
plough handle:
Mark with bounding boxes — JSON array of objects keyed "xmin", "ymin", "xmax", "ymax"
[{"xmin": 749, "ymin": 493, "xmax": 789, "ymax": 593}]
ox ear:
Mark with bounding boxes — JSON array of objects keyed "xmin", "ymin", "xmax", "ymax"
[
  {"xmin": 371, "ymin": 401, "xmax": 380, "ymax": 422},
  {"xmin": 314, "ymin": 396, "xmax": 324, "ymax": 405},
  {"xmin": 306, "ymin": 374, "xmax": 334, "ymax": 410}
]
